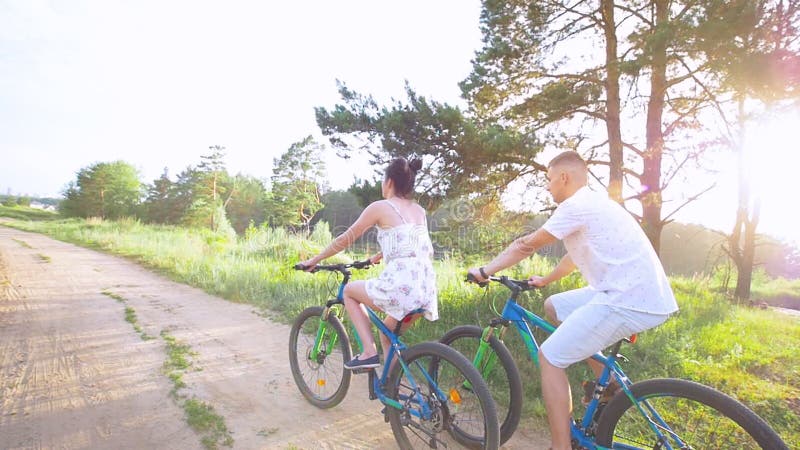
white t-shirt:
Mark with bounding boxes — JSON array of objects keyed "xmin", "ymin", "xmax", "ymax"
[{"xmin": 542, "ymin": 186, "xmax": 678, "ymax": 314}]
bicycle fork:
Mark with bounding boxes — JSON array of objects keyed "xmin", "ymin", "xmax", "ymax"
[{"xmin": 466, "ymin": 323, "xmax": 507, "ymax": 389}]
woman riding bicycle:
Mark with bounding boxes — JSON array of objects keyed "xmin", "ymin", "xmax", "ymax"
[
  {"xmin": 299, "ymin": 157, "xmax": 438, "ymax": 370},
  {"xmin": 468, "ymin": 151, "xmax": 678, "ymax": 450}
]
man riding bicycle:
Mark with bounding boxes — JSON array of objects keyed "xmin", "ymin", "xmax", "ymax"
[{"xmin": 468, "ymin": 151, "xmax": 678, "ymax": 450}]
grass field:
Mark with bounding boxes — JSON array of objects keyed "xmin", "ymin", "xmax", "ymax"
[{"xmin": 3, "ymin": 215, "xmax": 798, "ymax": 446}]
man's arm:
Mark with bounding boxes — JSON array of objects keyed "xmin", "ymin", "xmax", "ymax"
[
  {"xmin": 529, "ymin": 254, "xmax": 575, "ymax": 286},
  {"xmin": 472, "ymin": 228, "xmax": 559, "ymax": 279}
]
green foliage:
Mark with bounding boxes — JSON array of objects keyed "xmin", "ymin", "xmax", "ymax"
[
  {"xmin": 430, "ymin": 198, "xmax": 545, "ymax": 257},
  {"xmin": 59, "ymin": 161, "xmax": 142, "ymax": 219},
  {"xmin": 309, "ymin": 220, "xmax": 333, "ymax": 246},
  {"xmin": 310, "ymin": 190, "xmax": 364, "ymax": 243},
  {"xmin": 224, "ymin": 174, "xmax": 268, "ymax": 233},
  {"xmin": 697, "ymin": 0, "xmax": 800, "ymax": 101},
  {"xmin": 142, "ymin": 168, "xmax": 180, "ymax": 224},
  {"xmin": 140, "ymin": 148, "xmax": 266, "ymax": 235},
  {"xmin": 0, "ymin": 204, "xmax": 59, "ymax": 221},
  {"xmin": 347, "ymin": 178, "xmax": 382, "ymax": 208},
  {"xmin": 267, "ymin": 136, "xmax": 326, "ymax": 229},
  {"xmin": 184, "ymin": 398, "xmax": 234, "ymax": 449},
  {"xmin": 159, "ymin": 328, "xmax": 232, "ymax": 449},
  {"xmin": 12, "ymin": 238, "xmax": 32, "ymax": 248},
  {"xmin": 0, "ymin": 195, "xmax": 44, "ymax": 208},
  {"xmin": 188, "ymin": 146, "xmax": 235, "ymax": 233},
  {"xmin": 315, "ymin": 81, "xmax": 542, "ymax": 208}
]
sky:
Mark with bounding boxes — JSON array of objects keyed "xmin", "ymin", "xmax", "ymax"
[
  {"xmin": 1, "ymin": 0, "xmax": 482, "ymax": 194},
  {"xmin": 1, "ymin": 1, "xmax": 798, "ymax": 244}
]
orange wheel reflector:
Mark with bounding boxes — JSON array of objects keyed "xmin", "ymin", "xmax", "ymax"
[
  {"xmin": 449, "ymin": 388, "xmax": 462, "ymax": 404},
  {"xmin": 317, "ymin": 379, "xmax": 326, "ymax": 387}
]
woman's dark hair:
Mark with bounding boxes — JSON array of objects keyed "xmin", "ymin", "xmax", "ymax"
[{"xmin": 385, "ymin": 157, "xmax": 422, "ymax": 198}]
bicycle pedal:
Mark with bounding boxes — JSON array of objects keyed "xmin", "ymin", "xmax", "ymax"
[{"xmin": 351, "ymin": 367, "xmax": 374, "ymax": 375}]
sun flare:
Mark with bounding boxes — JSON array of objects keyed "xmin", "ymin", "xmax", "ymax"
[{"xmin": 742, "ymin": 110, "xmax": 800, "ymax": 243}]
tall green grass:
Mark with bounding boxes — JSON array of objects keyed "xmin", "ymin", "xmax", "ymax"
[
  {"xmin": 0, "ymin": 204, "xmax": 59, "ymax": 221},
  {"xmin": 3, "ymin": 217, "xmax": 798, "ymax": 446}
]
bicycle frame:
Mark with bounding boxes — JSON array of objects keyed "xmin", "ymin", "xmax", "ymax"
[
  {"xmin": 477, "ymin": 278, "xmax": 687, "ymax": 450},
  {"xmin": 364, "ymin": 306, "xmax": 441, "ymax": 421},
  {"xmin": 308, "ymin": 268, "xmax": 440, "ymax": 421}
]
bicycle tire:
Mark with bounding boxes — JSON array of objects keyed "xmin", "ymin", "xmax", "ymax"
[
  {"xmin": 439, "ymin": 325, "xmax": 523, "ymax": 445},
  {"xmin": 595, "ymin": 378, "xmax": 788, "ymax": 449},
  {"xmin": 288, "ymin": 306, "xmax": 352, "ymax": 409},
  {"xmin": 385, "ymin": 341, "xmax": 500, "ymax": 450}
]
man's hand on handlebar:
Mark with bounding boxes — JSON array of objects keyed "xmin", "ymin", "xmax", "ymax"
[
  {"xmin": 527, "ymin": 275, "xmax": 548, "ymax": 287},
  {"xmin": 467, "ymin": 267, "xmax": 489, "ymax": 283},
  {"xmin": 465, "ymin": 270, "xmax": 490, "ymax": 287}
]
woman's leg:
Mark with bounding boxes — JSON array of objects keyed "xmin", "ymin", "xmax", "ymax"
[
  {"xmin": 343, "ymin": 281, "xmax": 381, "ymax": 359},
  {"xmin": 380, "ymin": 314, "xmax": 422, "ymax": 366}
]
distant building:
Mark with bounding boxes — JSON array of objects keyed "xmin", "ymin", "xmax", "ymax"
[{"xmin": 30, "ymin": 201, "xmax": 57, "ymax": 212}]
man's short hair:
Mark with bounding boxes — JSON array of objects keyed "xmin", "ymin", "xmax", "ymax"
[{"xmin": 548, "ymin": 151, "xmax": 587, "ymax": 171}]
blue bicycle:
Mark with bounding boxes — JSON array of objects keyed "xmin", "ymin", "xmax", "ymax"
[
  {"xmin": 439, "ymin": 274, "xmax": 788, "ymax": 449},
  {"xmin": 289, "ymin": 261, "xmax": 500, "ymax": 449}
]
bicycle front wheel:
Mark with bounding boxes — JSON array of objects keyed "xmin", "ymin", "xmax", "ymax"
[
  {"xmin": 288, "ymin": 306, "xmax": 352, "ymax": 409},
  {"xmin": 595, "ymin": 378, "xmax": 788, "ymax": 449},
  {"xmin": 385, "ymin": 341, "xmax": 500, "ymax": 450},
  {"xmin": 439, "ymin": 325, "xmax": 522, "ymax": 445}
]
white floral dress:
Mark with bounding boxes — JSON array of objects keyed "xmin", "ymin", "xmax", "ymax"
[{"xmin": 365, "ymin": 202, "xmax": 439, "ymax": 322}]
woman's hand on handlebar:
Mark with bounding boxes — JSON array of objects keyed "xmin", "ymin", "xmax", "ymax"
[
  {"xmin": 297, "ymin": 257, "xmax": 319, "ymax": 272},
  {"xmin": 369, "ymin": 252, "xmax": 383, "ymax": 265}
]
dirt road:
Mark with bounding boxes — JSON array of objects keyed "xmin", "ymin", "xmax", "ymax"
[{"xmin": 0, "ymin": 226, "xmax": 547, "ymax": 449}]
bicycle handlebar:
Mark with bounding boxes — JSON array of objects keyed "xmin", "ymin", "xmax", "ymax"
[
  {"xmin": 465, "ymin": 272, "xmax": 537, "ymax": 293},
  {"xmin": 293, "ymin": 259, "xmax": 373, "ymax": 273}
]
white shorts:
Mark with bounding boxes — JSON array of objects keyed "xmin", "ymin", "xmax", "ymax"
[{"xmin": 539, "ymin": 287, "xmax": 670, "ymax": 369}]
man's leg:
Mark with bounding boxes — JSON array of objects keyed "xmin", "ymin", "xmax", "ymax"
[
  {"xmin": 540, "ymin": 295, "xmax": 627, "ymax": 449},
  {"xmin": 539, "ymin": 350, "xmax": 572, "ymax": 450},
  {"xmin": 544, "ymin": 296, "xmax": 604, "ymax": 378}
]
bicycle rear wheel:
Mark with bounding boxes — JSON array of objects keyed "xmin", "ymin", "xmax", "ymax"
[
  {"xmin": 288, "ymin": 306, "xmax": 352, "ymax": 409},
  {"xmin": 385, "ymin": 341, "xmax": 499, "ymax": 450},
  {"xmin": 595, "ymin": 378, "xmax": 788, "ymax": 449},
  {"xmin": 440, "ymin": 325, "xmax": 522, "ymax": 445}
]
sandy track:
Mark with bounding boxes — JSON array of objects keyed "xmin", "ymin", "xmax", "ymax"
[{"xmin": 0, "ymin": 226, "xmax": 547, "ymax": 449}]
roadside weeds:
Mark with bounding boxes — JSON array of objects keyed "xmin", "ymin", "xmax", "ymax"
[{"xmin": 101, "ymin": 289, "xmax": 233, "ymax": 449}]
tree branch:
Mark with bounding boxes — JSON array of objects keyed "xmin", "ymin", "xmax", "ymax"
[
  {"xmin": 662, "ymin": 183, "xmax": 717, "ymax": 222},
  {"xmin": 660, "ymin": 151, "xmax": 694, "ymax": 190},
  {"xmin": 623, "ymin": 142, "xmax": 644, "ymax": 157},
  {"xmin": 613, "ymin": 3, "xmax": 653, "ymax": 27},
  {"xmin": 587, "ymin": 159, "xmax": 641, "ymax": 179}
]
